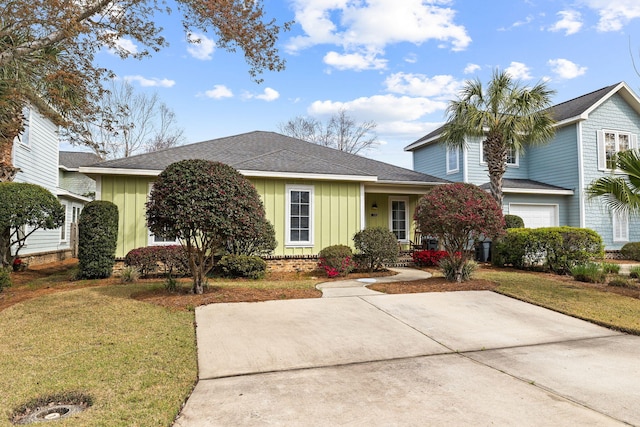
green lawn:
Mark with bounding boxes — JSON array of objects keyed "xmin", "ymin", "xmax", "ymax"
[
  {"xmin": 0, "ymin": 284, "xmax": 197, "ymax": 426},
  {"xmin": 479, "ymin": 270, "xmax": 640, "ymax": 335}
]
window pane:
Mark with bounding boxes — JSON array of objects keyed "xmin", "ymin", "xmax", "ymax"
[
  {"xmin": 300, "ymin": 217, "xmax": 309, "ymax": 228},
  {"xmin": 619, "ymin": 134, "xmax": 630, "ymax": 152},
  {"xmin": 605, "ymin": 133, "xmax": 616, "ymax": 169},
  {"xmin": 291, "ymin": 191, "xmax": 301, "ymax": 203},
  {"xmin": 300, "ymin": 204, "xmax": 309, "ymax": 216},
  {"xmin": 291, "ymin": 217, "xmax": 300, "ymax": 229},
  {"xmin": 300, "ymin": 230, "xmax": 309, "ymax": 241},
  {"xmin": 290, "ymin": 230, "xmax": 299, "ymax": 241},
  {"xmin": 291, "ymin": 204, "xmax": 299, "ymax": 215},
  {"xmin": 300, "ymin": 192, "xmax": 309, "ymax": 203}
]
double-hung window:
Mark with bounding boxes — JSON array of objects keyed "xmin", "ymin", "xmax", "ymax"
[
  {"xmin": 286, "ymin": 185, "xmax": 314, "ymax": 246},
  {"xmin": 613, "ymin": 210, "xmax": 629, "ymax": 243},
  {"xmin": 389, "ymin": 197, "xmax": 409, "ymax": 242},
  {"xmin": 480, "ymin": 142, "xmax": 518, "ymax": 167},
  {"xmin": 446, "ymin": 147, "xmax": 459, "ymax": 174},
  {"xmin": 598, "ymin": 130, "xmax": 636, "ymax": 171}
]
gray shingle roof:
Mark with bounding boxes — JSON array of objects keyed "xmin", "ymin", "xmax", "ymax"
[
  {"xmin": 59, "ymin": 151, "xmax": 102, "ymax": 169},
  {"xmin": 479, "ymin": 179, "xmax": 572, "ymax": 192},
  {"xmin": 87, "ymin": 131, "xmax": 449, "ymax": 184},
  {"xmin": 405, "ymin": 82, "xmax": 623, "ymax": 151}
]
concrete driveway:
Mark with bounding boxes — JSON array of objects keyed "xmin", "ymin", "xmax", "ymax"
[{"xmin": 174, "ymin": 269, "xmax": 640, "ymax": 426}]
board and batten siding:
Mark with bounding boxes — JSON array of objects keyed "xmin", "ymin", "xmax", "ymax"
[
  {"xmin": 580, "ymin": 93, "xmax": 640, "ymax": 248},
  {"xmin": 364, "ymin": 192, "xmax": 422, "ymax": 249},
  {"xmin": 100, "ymin": 175, "xmax": 363, "ymax": 258}
]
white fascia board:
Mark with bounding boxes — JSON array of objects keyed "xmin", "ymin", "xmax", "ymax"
[
  {"xmin": 79, "ymin": 167, "xmax": 161, "ymax": 177},
  {"xmin": 55, "ymin": 188, "xmax": 94, "ymax": 202},
  {"xmin": 503, "ymin": 188, "xmax": 574, "ymax": 195},
  {"xmin": 238, "ymin": 170, "xmax": 378, "ymax": 182}
]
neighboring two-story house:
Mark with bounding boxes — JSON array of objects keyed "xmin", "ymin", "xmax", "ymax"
[
  {"xmin": 405, "ymin": 82, "xmax": 640, "ymax": 251},
  {"xmin": 12, "ymin": 106, "xmax": 97, "ymax": 264}
]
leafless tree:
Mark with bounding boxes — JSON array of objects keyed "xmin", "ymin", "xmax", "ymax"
[{"xmin": 279, "ymin": 109, "xmax": 378, "ymax": 155}]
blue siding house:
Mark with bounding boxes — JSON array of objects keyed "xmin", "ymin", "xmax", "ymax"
[
  {"xmin": 12, "ymin": 106, "xmax": 97, "ymax": 264},
  {"xmin": 405, "ymin": 82, "xmax": 640, "ymax": 251}
]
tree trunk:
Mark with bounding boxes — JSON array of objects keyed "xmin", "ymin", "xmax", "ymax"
[
  {"xmin": 0, "ymin": 103, "xmax": 24, "ymax": 183},
  {"xmin": 483, "ymin": 134, "xmax": 508, "ymax": 207}
]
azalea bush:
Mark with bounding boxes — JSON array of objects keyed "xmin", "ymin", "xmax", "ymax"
[
  {"xmin": 218, "ymin": 255, "xmax": 267, "ymax": 279},
  {"xmin": 353, "ymin": 227, "xmax": 399, "ymax": 272},
  {"xmin": 414, "ymin": 183, "xmax": 505, "ymax": 282},
  {"xmin": 412, "ymin": 250, "xmax": 448, "ymax": 267},
  {"xmin": 318, "ymin": 244, "xmax": 355, "ymax": 277},
  {"xmin": 125, "ymin": 245, "xmax": 189, "ymax": 277}
]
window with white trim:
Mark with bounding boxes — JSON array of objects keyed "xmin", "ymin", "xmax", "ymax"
[
  {"xmin": 446, "ymin": 147, "xmax": 459, "ymax": 174},
  {"xmin": 18, "ymin": 107, "xmax": 31, "ymax": 146},
  {"xmin": 60, "ymin": 203, "xmax": 68, "ymax": 241},
  {"xmin": 613, "ymin": 210, "xmax": 629, "ymax": 243},
  {"xmin": 389, "ymin": 197, "xmax": 409, "ymax": 242},
  {"xmin": 480, "ymin": 142, "xmax": 518, "ymax": 166},
  {"xmin": 147, "ymin": 183, "xmax": 178, "ymax": 245},
  {"xmin": 598, "ymin": 130, "xmax": 637, "ymax": 171},
  {"xmin": 286, "ymin": 185, "xmax": 314, "ymax": 246}
]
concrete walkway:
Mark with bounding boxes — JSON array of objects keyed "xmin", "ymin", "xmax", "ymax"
[
  {"xmin": 315, "ymin": 267, "xmax": 432, "ymax": 297},
  {"xmin": 174, "ymin": 270, "xmax": 640, "ymax": 426}
]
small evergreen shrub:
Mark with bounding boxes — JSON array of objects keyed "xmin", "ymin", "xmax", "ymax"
[
  {"xmin": 119, "ymin": 266, "xmax": 140, "ymax": 283},
  {"xmin": 218, "ymin": 255, "xmax": 267, "ymax": 279},
  {"xmin": 77, "ymin": 201, "xmax": 119, "ymax": 279},
  {"xmin": 629, "ymin": 265, "xmax": 640, "ymax": 279},
  {"xmin": 165, "ymin": 276, "xmax": 178, "ymax": 292},
  {"xmin": 413, "ymin": 250, "xmax": 449, "ymax": 267},
  {"xmin": 353, "ymin": 227, "xmax": 399, "ymax": 272},
  {"xmin": 440, "ymin": 258, "xmax": 477, "ymax": 282},
  {"xmin": 504, "ymin": 214, "xmax": 524, "ymax": 229},
  {"xmin": 318, "ymin": 245, "xmax": 355, "ymax": 277},
  {"xmin": 570, "ymin": 263, "xmax": 606, "ymax": 283},
  {"xmin": 601, "ymin": 262, "xmax": 620, "ymax": 274},
  {"xmin": 620, "ymin": 242, "xmax": 640, "ymax": 261},
  {"xmin": 0, "ymin": 267, "xmax": 11, "ymax": 292},
  {"xmin": 125, "ymin": 245, "xmax": 189, "ymax": 277}
]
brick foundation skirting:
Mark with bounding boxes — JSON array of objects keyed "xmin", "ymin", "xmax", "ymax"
[
  {"xmin": 264, "ymin": 255, "xmax": 321, "ymax": 273},
  {"xmin": 19, "ymin": 249, "xmax": 73, "ymax": 267}
]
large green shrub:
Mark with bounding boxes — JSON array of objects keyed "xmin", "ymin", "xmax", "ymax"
[
  {"xmin": 146, "ymin": 160, "xmax": 274, "ymax": 294},
  {"xmin": 318, "ymin": 244, "xmax": 354, "ymax": 277},
  {"xmin": 218, "ymin": 255, "xmax": 267, "ymax": 279},
  {"xmin": 493, "ymin": 227, "xmax": 604, "ymax": 274},
  {"xmin": 620, "ymin": 242, "xmax": 640, "ymax": 261},
  {"xmin": 77, "ymin": 201, "xmax": 119, "ymax": 279},
  {"xmin": 224, "ymin": 218, "xmax": 277, "ymax": 256},
  {"xmin": 353, "ymin": 227, "xmax": 399, "ymax": 272},
  {"xmin": 414, "ymin": 183, "xmax": 505, "ymax": 282},
  {"xmin": 504, "ymin": 214, "xmax": 524, "ymax": 229},
  {"xmin": 0, "ymin": 267, "xmax": 11, "ymax": 292}
]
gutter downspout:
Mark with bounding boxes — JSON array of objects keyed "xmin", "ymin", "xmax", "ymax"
[{"xmin": 577, "ymin": 122, "xmax": 586, "ymax": 228}]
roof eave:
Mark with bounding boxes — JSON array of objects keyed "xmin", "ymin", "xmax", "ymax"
[{"xmin": 503, "ymin": 188, "xmax": 574, "ymax": 195}]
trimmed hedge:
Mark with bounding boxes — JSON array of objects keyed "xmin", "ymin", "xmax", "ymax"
[
  {"xmin": 125, "ymin": 245, "xmax": 189, "ymax": 277},
  {"xmin": 318, "ymin": 244, "xmax": 354, "ymax": 277},
  {"xmin": 77, "ymin": 201, "xmax": 119, "ymax": 279},
  {"xmin": 353, "ymin": 227, "xmax": 399, "ymax": 272},
  {"xmin": 218, "ymin": 255, "xmax": 266, "ymax": 279},
  {"xmin": 620, "ymin": 242, "xmax": 640, "ymax": 261},
  {"xmin": 492, "ymin": 226, "xmax": 604, "ymax": 274},
  {"xmin": 504, "ymin": 214, "xmax": 524, "ymax": 229}
]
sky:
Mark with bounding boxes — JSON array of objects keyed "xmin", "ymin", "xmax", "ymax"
[{"xmin": 68, "ymin": 0, "xmax": 640, "ymax": 169}]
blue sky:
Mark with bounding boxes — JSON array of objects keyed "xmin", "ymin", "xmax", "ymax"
[{"xmin": 78, "ymin": 0, "xmax": 640, "ymax": 169}]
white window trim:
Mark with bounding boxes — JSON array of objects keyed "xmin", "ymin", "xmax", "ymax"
[
  {"xmin": 18, "ymin": 107, "xmax": 31, "ymax": 147},
  {"xmin": 285, "ymin": 184, "xmax": 314, "ymax": 247},
  {"xmin": 389, "ymin": 196, "xmax": 410, "ymax": 243},
  {"xmin": 613, "ymin": 210, "xmax": 629, "ymax": 243},
  {"xmin": 446, "ymin": 147, "xmax": 459, "ymax": 174},
  {"xmin": 597, "ymin": 129, "xmax": 638, "ymax": 172},
  {"xmin": 147, "ymin": 182, "xmax": 179, "ymax": 246},
  {"xmin": 479, "ymin": 142, "xmax": 519, "ymax": 167},
  {"xmin": 60, "ymin": 203, "xmax": 68, "ymax": 242}
]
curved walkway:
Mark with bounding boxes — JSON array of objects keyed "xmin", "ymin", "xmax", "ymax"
[{"xmin": 315, "ymin": 267, "xmax": 432, "ymax": 298}]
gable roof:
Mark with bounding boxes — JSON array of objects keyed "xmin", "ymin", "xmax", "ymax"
[
  {"xmin": 59, "ymin": 151, "xmax": 102, "ymax": 171},
  {"xmin": 405, "ymin": 81, "xmax": 640, "ymax": 152},
  {"xmin": 80, "ymin": 131, "xmax": 449, "ymax": 185}
]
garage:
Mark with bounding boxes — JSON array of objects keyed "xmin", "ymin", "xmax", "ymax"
[{"xmin": 508, "ymin": 204, "xmax": 559, "ymax": 228}]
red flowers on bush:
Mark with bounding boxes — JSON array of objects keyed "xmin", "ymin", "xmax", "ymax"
[{"xmin": 412, "ymin": 250, "xmax": 448, "ymax": 267}]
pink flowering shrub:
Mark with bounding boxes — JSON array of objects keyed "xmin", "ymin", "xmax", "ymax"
[
  {"xmin": 318, "ymin": 244, "xmax": 355, "ymax": 278},
  {"xmin": 412, "ymin": 250, "xmax": 448, "ymax": 267}
]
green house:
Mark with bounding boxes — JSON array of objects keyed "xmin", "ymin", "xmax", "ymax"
[{"xmin": 80, "ymin": 131, "xmax": 448, "ymax": 258}]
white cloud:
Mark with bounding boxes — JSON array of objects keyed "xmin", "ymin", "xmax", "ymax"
[
  {"xmin": 124, "ymin": 75, "xmax": 175, "ymax": 88},
  {"xmin": 384, "ymin": 73, "xmax": 462, "ymax": 98},
  {"xmin": 111, "ymin": 37, "xmax": 138, "ymax": 55},
  {"xmin": 286, "ymin": 0, "xmax": 471, "ymax": 70},
  {"xmin": 244, "ymin": 87, "xmax": 280, "ymax": 102},
  {"xmin": 549, "ymin": 10, "xmax": 582, "ymax": 35},
  {"xmin": 584, "ymin": 0, "xmax": 640, "ymax": 31},
  {"xmin": 204, "ymin": 85, "xmax": 233, "ymax": 99},
  {"xmin": 404, "ymin": 53, "xmax": 418, "ymax": 64},
  {"xmin": 323, "ymin": 50, "xmax": 387, "ymax": 71},
  {"xmin": 498, "ymin": 15, "xmax": 534, "ymax": 31},
  {"xmin": 464, "ymin": 63, "xmax": 481, "ymax": 74},
  {"xmin": 505, "ymin": 62, "xmax": 533, "ymax": 80},
  {"xmin": 548, "ymin": 58, "xmax": 587, "ymax": 79},
  {"xmin": 187, "ymin": 33, "xmax": 216, "ymax": 60}
]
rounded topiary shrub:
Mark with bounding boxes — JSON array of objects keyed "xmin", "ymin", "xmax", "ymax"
[
  {"xmin": 218, "ymin": 255, "xmax": 267, "ymax": 279},
  {"xmin": 353, "ymin": 227, "xmax": 399, "ymax": 272},
  {"xmin": 621, "ymin": 242, "xmax": 640, "ymax": 261},
  {"xmin": 318, "ymin": 244, "xmax": 354, "ymax": 277},
  {"xmin": 504, "ymin": 214, "xmax": 524, "ymax": 229},
  {"xmin": 77, "ymin": 201, "xmax": 119, "ymax": 279}
]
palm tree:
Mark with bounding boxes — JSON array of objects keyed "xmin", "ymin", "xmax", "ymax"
[
  {"xmin": 586, "ymin": 149, "xmax": 640, "ymax": 214},
  {"xmin": 441, "ymin": 70, "xmax": 556, "ymax": 206}
]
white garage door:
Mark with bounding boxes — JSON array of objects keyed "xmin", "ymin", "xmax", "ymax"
[{"xmin": 508, "ymin": 204, "xmax": 558, "ymax": 228}]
